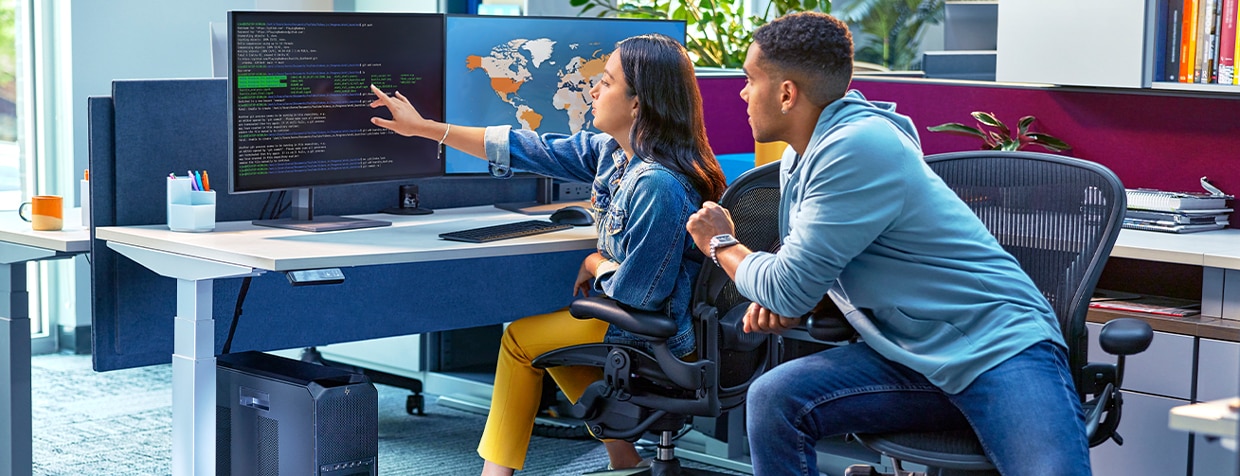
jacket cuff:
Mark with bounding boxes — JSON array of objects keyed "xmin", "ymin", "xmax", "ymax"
[
  {"xmin": 484, "ymin": 125, "xmax": 513, "ymax": 178},
  {"xmin": 593, "ymin": 259, "xmax": 621, "ymax": 291}
]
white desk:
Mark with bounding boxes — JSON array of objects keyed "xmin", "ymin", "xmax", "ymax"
[
  {"xmin": 96, "ymin": 205, "xmax": 596, "ymax": 476},
  {"xmin": 1170, "ymin": 398, "xmax": 1239, "ymax": 441},
  {"xmin": 1110, "ymin": 228, "xmax": 1240, "ymax": 318},
  {"xmin": 0, "ymin": 210, "xmax": 89, "ymax": 476}
]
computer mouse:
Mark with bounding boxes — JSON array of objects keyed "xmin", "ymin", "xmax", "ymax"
[{"xmin": 550, "ymin": 205, "xmax": 595, "ymax": 226}]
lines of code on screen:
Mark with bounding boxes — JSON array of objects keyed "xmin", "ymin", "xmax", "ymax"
[{"xmin": 229, "ymin": 12, "xmax": 445, "ymax": 193}]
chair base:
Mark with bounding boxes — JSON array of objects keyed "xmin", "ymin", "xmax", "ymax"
[
  {"xmin": 844, "ymin": 463, "xmax": 999, "ymax": 476},
  {"xmin": 585, "ymin": 459, "xmax": 733, "ymax": 476}
]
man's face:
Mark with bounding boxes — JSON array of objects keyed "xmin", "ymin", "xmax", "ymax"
[{"xmin": 740, "ymin": 44, "xmax": 782, "ymax": 144}]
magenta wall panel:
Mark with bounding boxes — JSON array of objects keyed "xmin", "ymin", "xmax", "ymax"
[
  {"xmin": 852, "ymin": 79, "xmax": 1240, "ymax": 197},
  {"xmin": 699, "ymin": 75, "xmax": 1240, "ymax": 204}
]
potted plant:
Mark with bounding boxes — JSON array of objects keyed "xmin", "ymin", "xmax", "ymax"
[
  {"xmin": 928, "ymin": 112, "xmax": 1075, "ymax": 210},
  {"xmin": 927, "ymin": 111, "xmax": 1071, "ymax": 152},
  {"xmin": 569, "ymin": 0, "xmax": 829, "ymax": 68}
]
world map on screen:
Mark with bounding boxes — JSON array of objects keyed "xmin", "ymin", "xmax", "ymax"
[
  {"xmin": 465, "ymin": 38, "xmax": 608, "ymax": 135},
  {"xmin": 444, "ymin": 17, "xmax": 684, "ymax": 174}
]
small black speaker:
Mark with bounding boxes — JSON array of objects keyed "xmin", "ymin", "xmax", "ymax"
[{"xmin": 216, "ymin": 351, "xmax": 378, "ymax": 475}]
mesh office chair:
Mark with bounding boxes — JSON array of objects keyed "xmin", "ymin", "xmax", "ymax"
[
  {"xmin": 805, "ymin": 151, "xmax": 1153, "ymax": 475},
  {"xmin": 532, "ymin": 161, "xmax": 785, "ymax": 476}
]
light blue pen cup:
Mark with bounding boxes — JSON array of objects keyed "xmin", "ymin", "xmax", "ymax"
[{"xmin": 167, "ymin": 176, "xmax": 216, "ymax": 232}]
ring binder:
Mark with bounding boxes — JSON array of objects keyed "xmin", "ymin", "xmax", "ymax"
[{"xmin": 1125, "ymin": 188, "xmax": 1232, "ymax": 212}]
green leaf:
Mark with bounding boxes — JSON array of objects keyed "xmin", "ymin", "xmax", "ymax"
[
  {"xmin": 1016, "ymin": 115, "xmax": 1035, "ymax": 137},
  {"xmin": 971, "ymin": 111, "xmax": 1001, "ymax": 127},
  {"xmin": 569, "ymin": 0, "xmax": 589, "ymax": 7},
  {"xmin": 972, "ymin": 111, "xmax": 1011, "ymax": 140},
  {"xmin": 926, "ymin": 123, "xmax": 986, "ymax": 139},
  {"xmin": 1026, "ymin": 133, "xmax": 1072, "ymax": 152}
]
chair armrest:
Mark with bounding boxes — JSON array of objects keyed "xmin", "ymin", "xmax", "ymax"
[
  {"xmin": 1098, "ymin": 318, "xmax": 1153, "ymax": 356},
  {"xmin": 805, "ymin": 313, "xmax": 859, "ymax": 342},
  {"xmin": 570, "ymin": 297, "xmax": 677, "ymax": 340}
]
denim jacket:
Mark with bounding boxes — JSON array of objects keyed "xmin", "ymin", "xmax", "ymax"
[{"xmin": 484, "ymin": 125, "xmax": 700, "ymax": 357}]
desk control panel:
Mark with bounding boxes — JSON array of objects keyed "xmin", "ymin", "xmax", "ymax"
[{"xmin": 286, "ymin": 268, "xmax": 345, "ymax": 286}]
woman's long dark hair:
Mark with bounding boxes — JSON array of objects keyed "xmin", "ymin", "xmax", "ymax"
[{"xmin": 617, "ymin": 34, "xmax": 727, "ymax": 203}]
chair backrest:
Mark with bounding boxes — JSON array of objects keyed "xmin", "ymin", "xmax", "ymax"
[
  {"xmin": 923, "ymin": 151, "xmax": 1126, "ymax": 394},
  {"xmin": 693, "ymin": 160, "xmax": 784, "ymax": 410}
]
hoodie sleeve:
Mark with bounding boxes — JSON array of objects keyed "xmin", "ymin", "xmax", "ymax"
[{"xmin": 736, "ymin": 117, "xmax": 920, "ymax": 318}]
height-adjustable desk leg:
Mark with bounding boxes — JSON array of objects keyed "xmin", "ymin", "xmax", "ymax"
[
  {"xmin": 172, "ymin": 278, "xmax": 216, "ymax": 476},
  {"xmin": 0, "ymin": 262, "xmax": 32, "ymax": 476}
]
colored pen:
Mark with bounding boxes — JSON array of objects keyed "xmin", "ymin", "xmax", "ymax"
[
  {"xmin": 188, "ymin": 170, "xmax": 199, "ymax": 191},
  {"xmin": 193, "ymin": 171, "xmax": 204, "ymax": 191},
  {"xmin": 202, "ymin": 171, "xmax": 210, "ymax": 191}
]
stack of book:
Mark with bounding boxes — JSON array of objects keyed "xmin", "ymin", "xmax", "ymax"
[
  {"xmin": 1124, "ymin": 188, "xmax": 1232, "ymax": 233},
  {"xmin": 1090, "ymin": 289, "xmax": 1202, "ymax": 317}
]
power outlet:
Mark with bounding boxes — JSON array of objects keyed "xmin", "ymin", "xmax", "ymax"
[{"xmin": 554, "ymin": 181, "xmax": 591, "ymax": 201}]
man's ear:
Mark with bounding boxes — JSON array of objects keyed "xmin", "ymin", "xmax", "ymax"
[{"xmin": 779, "ymin": 80, "xmax": 798, "ymax": 114}]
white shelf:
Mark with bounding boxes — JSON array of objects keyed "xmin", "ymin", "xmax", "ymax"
[{"xmin": 1150, "ymin": 82, "xmax": 1240, "ymax": 93}]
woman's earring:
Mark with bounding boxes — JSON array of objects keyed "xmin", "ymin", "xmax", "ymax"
[{"xmin": 780, "ymin": 109, "xmax": 788, "ymax": 115}]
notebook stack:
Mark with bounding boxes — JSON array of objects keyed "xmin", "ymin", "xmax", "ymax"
[{"xmin": 1123, "ymin": 189, "xmax": 1232, "ymax": 234}]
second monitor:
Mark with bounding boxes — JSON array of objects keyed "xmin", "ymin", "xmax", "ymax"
[{"xmin": 442, "ymin": 15, "xmax": 687, "ymax": 175}]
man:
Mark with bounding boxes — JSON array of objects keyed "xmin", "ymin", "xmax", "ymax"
[{"xmin": 685, "ymin": 12, "xmax": 1091, "ymax": 476}]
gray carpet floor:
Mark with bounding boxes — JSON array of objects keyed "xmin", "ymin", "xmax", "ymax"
[{"xmin": 30, "ymin": 352, "xmax": 746, "ymax": 475}]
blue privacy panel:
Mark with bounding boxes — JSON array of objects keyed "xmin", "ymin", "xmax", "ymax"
[{"xmin": 89, "ymin": 79, "xmax": 570, "ymax": 371}]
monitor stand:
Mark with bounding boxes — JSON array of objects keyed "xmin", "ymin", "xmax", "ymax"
[
  {"xmin": 495, "ymin": 177, "xmax": 559, "ymax": 215},
  {"xmin": 253, "ymin": 188, "xmax": 391, "ymax": 232}
]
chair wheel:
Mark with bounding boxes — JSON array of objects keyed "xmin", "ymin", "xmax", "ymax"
[
  {"xmin": 406, "ymin": 394, "xmax": 425, "ymax": 416},
  {"xmin": 844, "ymin": 464, "xmax": 879, "ymax": 476}
]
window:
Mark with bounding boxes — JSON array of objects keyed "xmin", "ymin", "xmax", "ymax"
[{"xmin": 0, "ymin": 0, "xmax": 20, "ymax": 212}]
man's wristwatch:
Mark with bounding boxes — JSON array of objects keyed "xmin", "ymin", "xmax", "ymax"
[{"xmin": 709, "ymin": 234, "xmax": 740, "ymax": 267}]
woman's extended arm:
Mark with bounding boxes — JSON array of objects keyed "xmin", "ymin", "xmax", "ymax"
[{"xmin": 369, "ymin": 84, "xmax": 487, "ymax": 159}]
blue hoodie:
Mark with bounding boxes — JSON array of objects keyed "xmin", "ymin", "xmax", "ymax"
[{"xmin": 735, "ymin": 90, "xmax": 1064, "ymax": 394}]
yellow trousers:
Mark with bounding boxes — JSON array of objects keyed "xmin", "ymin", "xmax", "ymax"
[{"xmin": 476, "ymin": 309, "xmax": 608, "ymax": 470}]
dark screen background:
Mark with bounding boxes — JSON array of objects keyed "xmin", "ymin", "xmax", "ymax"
[{"xmin": 229, "ymin": 11, "xmax": 445, "ymax": 193}]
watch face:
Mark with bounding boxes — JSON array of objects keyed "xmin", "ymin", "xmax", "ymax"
[{"xmin": 711, "ymin": 234, "xmax": 738, "ymax": 247}]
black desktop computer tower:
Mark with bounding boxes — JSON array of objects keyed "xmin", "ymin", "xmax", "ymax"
[{"xmin": 216, "ymin": 351, "xmax": 378, "ymax": 475}]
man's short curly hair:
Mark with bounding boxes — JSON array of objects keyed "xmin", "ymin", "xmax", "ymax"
[{"xmin": 752, "ymin": 12, "xmax": 853, "ymax": 107}]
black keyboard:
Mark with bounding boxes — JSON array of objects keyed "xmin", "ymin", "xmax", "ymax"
[{"xmin": 439, "ymin": 220, "xmax": 573, "ymax": 243}]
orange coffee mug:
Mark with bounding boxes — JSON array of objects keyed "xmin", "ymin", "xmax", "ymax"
[{"xmin": 18, "ymin": 195, "xmax": 64, "ymax": 231}]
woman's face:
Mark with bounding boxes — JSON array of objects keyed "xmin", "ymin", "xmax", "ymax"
[{"xmin": 590, "ymin": 51, "xmax": 638, "ymax": 136}]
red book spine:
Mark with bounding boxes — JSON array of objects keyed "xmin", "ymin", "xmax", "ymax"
[{"xmin": 1220, "ymin": 0, "xmax": 1238, "ymax": 83}]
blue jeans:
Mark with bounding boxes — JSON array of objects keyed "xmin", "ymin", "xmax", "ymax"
[{"xmin": 746, "ymin": 340, "xmax": 1090, "ymax": 476}]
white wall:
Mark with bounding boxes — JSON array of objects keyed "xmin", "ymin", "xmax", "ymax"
[
  {"xmin": 61, "ymin": 0, "xmax": 348, "ymax": 330},
  {"xmin": 67, "ymin": 1, "xmax": 258, "ymax": 182}
]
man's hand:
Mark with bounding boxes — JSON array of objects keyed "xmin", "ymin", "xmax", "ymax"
[
  {"xmin": 369, "ymin": 84, "xmax": 428, "ymax": 137},
  {"xmin": 686, "ymin": 201, "xmax": 736, "ymax": 252},
  {"xmin": 743, "ymin": 302, "xmax": 802, "ymax": 334}
]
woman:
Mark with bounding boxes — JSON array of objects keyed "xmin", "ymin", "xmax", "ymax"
[{"xmin": 369, "ymin": 33, "xmax": 726, "ymax": 475}]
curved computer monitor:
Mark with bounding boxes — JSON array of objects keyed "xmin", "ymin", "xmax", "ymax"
[{"xmin": 227, "ymin": 11, "xmax": 446, "ymax": 231}]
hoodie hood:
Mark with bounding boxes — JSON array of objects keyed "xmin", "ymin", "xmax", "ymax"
[{"xmin": 816, "ymin": 90, "xmax": 922, "ymax": 150}]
